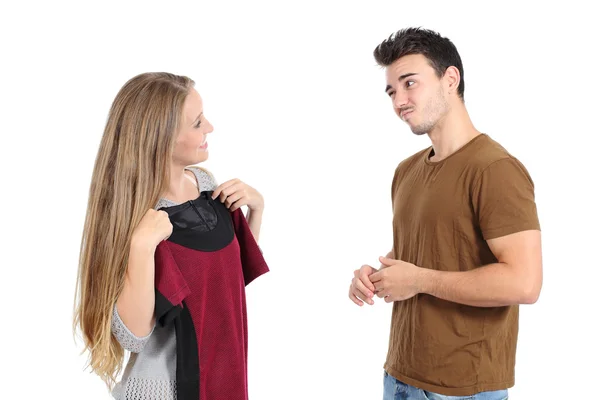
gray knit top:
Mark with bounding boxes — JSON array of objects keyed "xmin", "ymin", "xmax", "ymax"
[{"xmin": 111, "ymin": 167, "xmax": 217, "ymax": 400}]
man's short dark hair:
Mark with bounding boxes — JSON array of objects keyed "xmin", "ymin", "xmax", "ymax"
[{"xmin": 374, "ymin": 27, "xmax": 465, "ymax": 100}]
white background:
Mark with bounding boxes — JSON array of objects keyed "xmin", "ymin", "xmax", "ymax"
[{"xmin": 1, "ymin": 1, "xmax": 598, "ymax": 399}]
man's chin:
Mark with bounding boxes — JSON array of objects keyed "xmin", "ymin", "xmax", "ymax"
[{"xmin": 409, "ymin": 125, "xmax": 429, "ymax": 136}]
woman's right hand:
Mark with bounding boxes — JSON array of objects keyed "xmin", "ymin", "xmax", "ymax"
[{"xmin": 131, "ymin": 209, "xmax": 173, "ymax": 250}]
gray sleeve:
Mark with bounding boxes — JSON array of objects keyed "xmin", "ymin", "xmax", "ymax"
[{"xmin": 111, "ymin": 303, "xmax": 154, "ymax": 353}]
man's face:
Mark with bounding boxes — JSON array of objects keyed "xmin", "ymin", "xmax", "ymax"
[{"xmin": 385, "ymin": 54, "xmax": 449, "ymax": 135}]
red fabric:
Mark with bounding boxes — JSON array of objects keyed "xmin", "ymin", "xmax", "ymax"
[{"xmin": 154, "ymin": 208, "xmax": 269, "ymax": 400}]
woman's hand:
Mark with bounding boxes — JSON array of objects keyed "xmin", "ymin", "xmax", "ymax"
[{"xmin": 212, "ymin": 179, "xmax": 264, "ymax": 212}]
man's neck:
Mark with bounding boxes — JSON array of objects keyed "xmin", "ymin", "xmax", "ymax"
[{"xmin": 427, "ymin": 103, "xmax": 480, "ymax": 162}]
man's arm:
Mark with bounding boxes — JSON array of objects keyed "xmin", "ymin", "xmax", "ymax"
[{"xmin": 419, "ymin": 229, "xmax": 542, "ymax": 307}]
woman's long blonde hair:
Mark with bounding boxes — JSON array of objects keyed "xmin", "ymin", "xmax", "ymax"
[{"xmin": 73, "ymin": 72, "xmax": 195, "ymax": 388}]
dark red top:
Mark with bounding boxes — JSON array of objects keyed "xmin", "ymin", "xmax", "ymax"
[{"xmin": 153, "ymin": 191, "xmax": 269, "ymax": 400}]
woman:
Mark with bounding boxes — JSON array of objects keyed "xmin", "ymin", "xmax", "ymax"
[{"xmin": 73, "ymin": 72, "xmax": 269, "ymax": 400}]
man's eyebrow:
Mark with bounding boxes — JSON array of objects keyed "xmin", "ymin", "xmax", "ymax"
[{"xmin": 385, "ymin": 73, "xmax": 418, "ymax": 93}]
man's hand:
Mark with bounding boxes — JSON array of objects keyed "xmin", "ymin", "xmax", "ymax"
[
  {"xmin": 369, "ymin": 256, "xmax": 424, "ymax": 303},
  {"xmin": 349, "ymin": 265, "xmax": 378, "ymax": 306}
]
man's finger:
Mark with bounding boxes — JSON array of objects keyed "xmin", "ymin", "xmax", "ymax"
[
  {"xmin": 349, "ymin": 287, "xmax": 364, "ymax": 306},
  {"xmin": 352, "ymin": 277, "xmax": 373, "ymax": 300},
  {"xmin": 379, "ymin": 256, "xmax": 397, "ymax": 267},
  {"xmin": 370, "ymin": 271, "xmax": 383, "ymax": 283},
  {"xmin": 356, "ymin": 274, "xmax": 375, "ymax": 297},
  {"xmin": 359, "ymin": 265, "xmax": 376, "ymax": 292},
  {"xmin": 351, "ymin": 278, "xmax": 374, "ymax": 305}
]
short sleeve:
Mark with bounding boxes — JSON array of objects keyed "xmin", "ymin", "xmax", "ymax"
[
  {"xmin": 111, "ymin": 303, "xmax": 154, "ymax": 353},
  {"xmin": 472, "ymin": 157, "xmax": 540, "ymax": 240},
  {"xmin": 231, "ymin": 208, "xmax": 269, "ymax": 286},
  {"xmin": 154, "ymin": 241, "xmax": 191, "ymax": 326}
]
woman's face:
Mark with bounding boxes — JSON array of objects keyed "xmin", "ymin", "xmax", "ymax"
[{"xmin": 172, "ymin": 88, "xmax": 214, "ymax": 166}]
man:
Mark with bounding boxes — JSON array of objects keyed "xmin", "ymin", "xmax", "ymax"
[{"xmin": 348, "ymin": 27, "xmax": 542, "ymax": 400}]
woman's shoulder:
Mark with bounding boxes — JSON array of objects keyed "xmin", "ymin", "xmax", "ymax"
[{"xmin": 186, "ymin": 166, "xmax": 217, "ymax": 191}]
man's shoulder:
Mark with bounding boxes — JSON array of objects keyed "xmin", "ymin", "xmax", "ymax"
[{"xmin": 469, "ymin": 134, "xmax": 520, "ymax": 171}]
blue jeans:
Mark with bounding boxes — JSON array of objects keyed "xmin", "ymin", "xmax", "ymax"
[{"xmin": 383, "ymin": 371, "xmax": 508, "ymax": 400}]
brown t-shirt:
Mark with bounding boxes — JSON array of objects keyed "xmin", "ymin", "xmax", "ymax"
[{"xmin": 384, "ymin": 134, "xmax": 540, "ymax": 396}]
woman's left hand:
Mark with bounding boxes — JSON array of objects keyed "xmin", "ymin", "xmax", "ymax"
[{"xmin": 212, "ymin": 179, "xmax": 264, "ymax": 212}]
